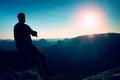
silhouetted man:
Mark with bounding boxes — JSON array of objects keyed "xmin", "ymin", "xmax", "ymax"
[{"xmin": 14, "ymin": 13, "xmax": 55, "ymax": 76}]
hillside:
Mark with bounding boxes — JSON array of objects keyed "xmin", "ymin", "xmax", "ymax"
[{"xmin": 43, "ymin": 33, "xmax": 120, "ymax": 77}]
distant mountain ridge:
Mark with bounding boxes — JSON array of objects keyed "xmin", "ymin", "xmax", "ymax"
[
  {"xmin": 0, "ymin": 33, "xmax": 120, "ymax": 50},
  {"xmin": 0, "ymin": 38, "xmax": 58, "ymax": 50}
]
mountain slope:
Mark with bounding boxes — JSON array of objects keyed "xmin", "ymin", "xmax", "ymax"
[{"xmin": 43, "ymin": 33, "xmax": 120, "ymax": 76}]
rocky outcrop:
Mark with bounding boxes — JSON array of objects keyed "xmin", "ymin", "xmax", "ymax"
[{"xmin": 0, "ymin": 49, "xmax": 42, "ymax": 80}]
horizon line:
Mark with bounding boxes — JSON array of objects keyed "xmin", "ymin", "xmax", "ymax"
[{"xmin": 0, "ymin": 32, "xmax": 119, "ymax": 40}]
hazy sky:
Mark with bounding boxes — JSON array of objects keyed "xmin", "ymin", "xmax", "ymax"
[{"xmin": 0, "ymin": 0, "xmax": 120, "ymax": 39}]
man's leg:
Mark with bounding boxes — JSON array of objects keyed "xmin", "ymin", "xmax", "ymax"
[{"xmin": 29, "ymin": 45, "xmax": 56, "ymax": 76}]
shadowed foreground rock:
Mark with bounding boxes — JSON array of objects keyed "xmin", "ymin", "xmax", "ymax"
[
  {"xmin": 82, "ymin": 67, "xmax": 120, "ymax": 80},
  {"xmin": 0, "ymin": 49, "xmax": 42, "ymax": 80}
]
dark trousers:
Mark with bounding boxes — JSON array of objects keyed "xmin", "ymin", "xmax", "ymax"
[{"xmin": 19, "ymin": 44, "xmax": 51, "ymax": 74}]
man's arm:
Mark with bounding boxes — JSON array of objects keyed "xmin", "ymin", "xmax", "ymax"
[{"xmin": 27, "ymin": 25, "xmax": 38, "ymax": 37}]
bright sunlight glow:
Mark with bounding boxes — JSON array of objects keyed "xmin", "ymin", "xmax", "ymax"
[
  {"xmin": 82, "ymin": 14, "xmax": 97, "ymax": 28},
  {"xmin": 72, "ymin": 5, "xmax": 109, "ymax": 37}
]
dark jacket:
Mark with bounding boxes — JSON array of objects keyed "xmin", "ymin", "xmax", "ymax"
[{"xmin": 14, "ymin": 23, "xmax": 35, "ymax": 50}]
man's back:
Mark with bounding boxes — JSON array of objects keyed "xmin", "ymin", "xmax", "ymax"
[{"xmin": 14, "ymin": 23, "xmax": 32, "ymax": 50}]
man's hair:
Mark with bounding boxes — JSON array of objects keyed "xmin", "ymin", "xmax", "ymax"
[{"xmin": 17, "ymin": 13, "xmax": 25, "ymax": 21}]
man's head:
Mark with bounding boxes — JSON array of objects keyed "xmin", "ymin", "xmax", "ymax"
[{"xmin": 17, "ymin": 13, "xmax": 25, "ymax": 23}]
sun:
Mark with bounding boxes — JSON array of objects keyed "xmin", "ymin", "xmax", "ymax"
[
  {"xmin": 73, "ymin": 5, "xmax": 108, "ymax": 36},
  {"xmin": 78, "ymin": 6, "xmax": 102, "ymax": 30},
  {"xmin": 81, "ymin": 13, "xmax": 97, "ymax": 28}
]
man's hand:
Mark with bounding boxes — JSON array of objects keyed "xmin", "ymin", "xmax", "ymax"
[{"xmin": 32, "ymin": 31, "xmax": 38, "ymax": 37}]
